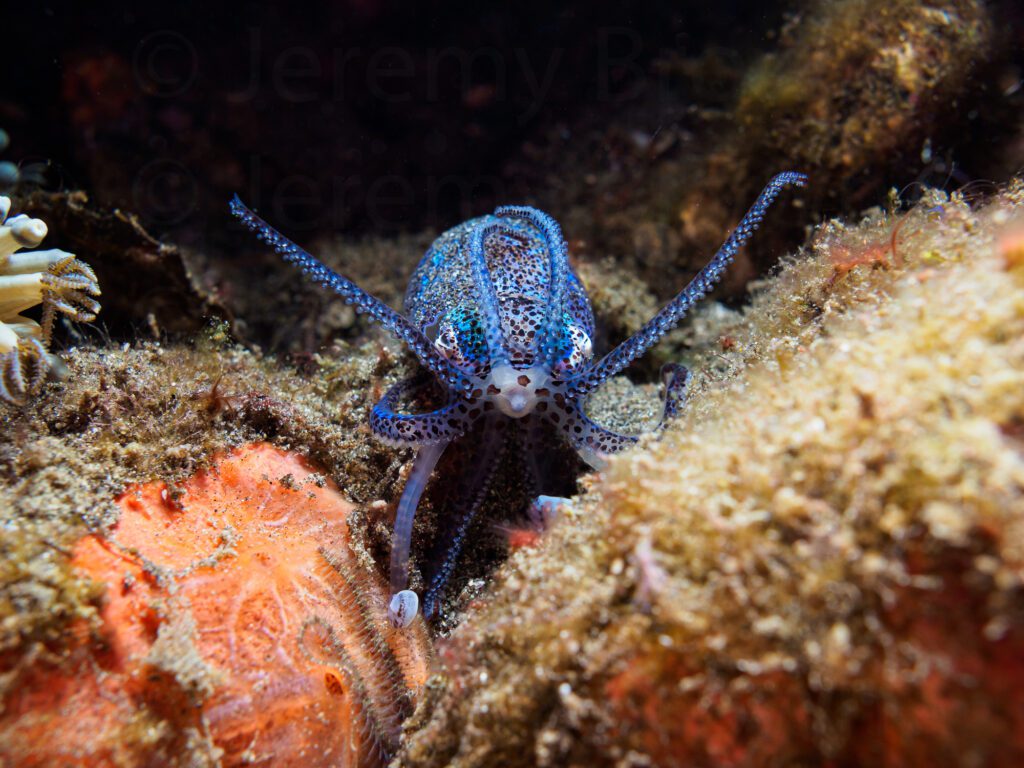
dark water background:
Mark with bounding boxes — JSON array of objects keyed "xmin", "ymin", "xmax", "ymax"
[
  {"xmin": 3, "ymin": 0, "xmax": 1023, "ymax": 349},
  {"xmin": 0, "ymin": 1, "xmax": 895, "ymax": 239},
  {"xmin": 4, "ymin": 2, "xmax": 778, "ymax": 234}
]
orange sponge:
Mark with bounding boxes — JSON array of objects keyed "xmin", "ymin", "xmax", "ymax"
[{"xmin": 0, "ymin": 443, "xmax": 430, "ymax": 767}]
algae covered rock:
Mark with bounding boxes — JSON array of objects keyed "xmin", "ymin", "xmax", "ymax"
[
  {"xmin": 677, "ymin": 0, "xmax": 993, "ymax": 280},
  {"xmin": 735, "ymin": 0, "xmax": 990, "ymax": 180},
  {"xmin": 398, "ymin": 183, "xmax": 1024, "ymax": 767},
  {"xmin": 0, "ymin": 443, "xmax": 432, "ymax": 767},
  {"xmin": 0, "ymin": 333, "xmax": 411, "ymax": 673}
]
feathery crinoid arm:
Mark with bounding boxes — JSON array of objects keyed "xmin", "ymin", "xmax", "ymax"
[
  {"xmin": 564, "ymin": 172, "xmax": 807, "ymax": 397},
  {"xmin": 39, "ymin": 255, "xmax": 101, "ymax": 343},
  {"xmin": 230, "ymin": 196, "xmax": 475, "ymax": 395}
]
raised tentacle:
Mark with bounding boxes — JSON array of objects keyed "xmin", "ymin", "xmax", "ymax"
[
  {"xmin": 421, "ymin": 418, "xmax": 507, "ymax": 618},
  {"xmin": 388, "ymin": 439, "xmax": 450, "ymax": 627},
  {"xmin": 370, "ymin": 378, "xmax": 476, "ymax": 446},
  {"xmin": 468, "ymin": 222, "xmax": 514, "ymax": 366},
  {"xmin": 495, "ymin": 206, "xmax": 571, "ymax": 366},
  {"xmin": 230, "ymin": 196, "xmax": 475, "ymax": 396},
  {"xmin": 564, "ymin": 172, "xmax": 806, "ymax": 397},
  {"xmin": 551, "ymin": 364, "xmax": 691, "ymax": 469}
]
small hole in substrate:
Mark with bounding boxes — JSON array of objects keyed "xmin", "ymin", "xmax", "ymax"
[{"xmin": 324, "ymin": 672, "xmax": 345, "ymax": 697}]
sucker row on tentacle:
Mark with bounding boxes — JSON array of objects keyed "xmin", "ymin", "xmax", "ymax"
[{"xmin": 231, "ymin": 171, "xmax": 806, "ymax": 627}]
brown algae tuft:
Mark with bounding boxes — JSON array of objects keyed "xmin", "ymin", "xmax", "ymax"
[{"xmin": 677, "ymin": 0, "xmax": 992, "ymax": 278}]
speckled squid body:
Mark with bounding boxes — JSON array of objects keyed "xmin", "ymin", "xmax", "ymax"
[{"xmin": 231, "ymin": 172, "xmax": 806, "ymax": 626}]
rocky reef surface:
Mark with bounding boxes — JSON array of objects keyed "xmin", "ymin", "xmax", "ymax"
[
  {"xmin": 398, "ymin": 185, "xmax": 1024, "ymax": 767},
  {"xmin": 2, "ymin": 443, "xmax": 433, "ymax": 766},
  {"xmin": 1, "ymin": 0, "xmax": 1023, "ymax": 764},
  {"xmin": 2, "ymin": 180, "xmax": 1023, "ymax": 765}
]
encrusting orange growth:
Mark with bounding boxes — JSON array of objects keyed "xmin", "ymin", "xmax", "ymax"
[{"xmin": 0, "ymin": 443, "xmax": 431, "ymax": 767}]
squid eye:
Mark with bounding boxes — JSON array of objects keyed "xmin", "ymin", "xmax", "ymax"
[
  {"xmin": 433, "ymin": 322, "xmax": 461, "ymax": 358},
  {"xmin": 430, "ymin": 308, "xmax": 488, "ymax": 373},
  {"xmin": 553, "ymin": 323, "xmax": 592, "ymax": 376},
  {"xmin": 433, "ymin": 321, "xmax": 475, "ymax": 371}
]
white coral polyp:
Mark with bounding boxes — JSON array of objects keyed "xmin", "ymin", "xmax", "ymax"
[{"xmin": 0, "ymin": 195, "xmax": 100, "ymax": 404}]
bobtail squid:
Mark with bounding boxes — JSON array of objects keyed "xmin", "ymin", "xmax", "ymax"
[{"xmin": 231, "ymin": 171, "xmax": 806, "ymax": 626}]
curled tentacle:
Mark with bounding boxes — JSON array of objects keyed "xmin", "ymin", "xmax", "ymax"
[
  {"xmin": 230, "ymin": 196, "xmax": 476, "ymax": 396},
  {"xmin": 564, "ymin": 172, "xmax": 806, "ymax": 397},
  {"xmin": 370, "ymin": 378, "xmax": 476, "ymax": 446},
  {"xmin": 550, "ymin": 364, "xmax": 691, "ymax": 469},
  {"xmin": 554, "ymin": 403, "xmax": 636, "ymax": 470},
  {"xmin": 388, "ymin": 439, "xmax": 450, "ymax": 627}
]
